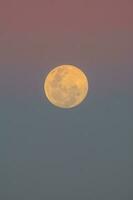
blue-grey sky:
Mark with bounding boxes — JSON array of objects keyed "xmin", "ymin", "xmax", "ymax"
[{"xmin": 0, "ymin": 0, "xmax": 133, "ymax": 199}]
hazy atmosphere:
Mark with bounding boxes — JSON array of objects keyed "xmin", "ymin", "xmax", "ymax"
[{"xmin": 0, "ymin": 0, "xmax": 133, "ymax": 199}]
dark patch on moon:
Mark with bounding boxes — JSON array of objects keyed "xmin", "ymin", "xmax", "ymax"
[
  {"xmin": 51, "ymin": 83, "xmax": 80, "ymax": 107},
  {"xmin": 50, "ymin": 68, "xmax": 68, "ymax": 89}
]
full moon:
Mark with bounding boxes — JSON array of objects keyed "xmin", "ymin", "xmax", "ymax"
[{"xmin": 44, "ymin": 65, "xmax": 89, "ymax": 108}]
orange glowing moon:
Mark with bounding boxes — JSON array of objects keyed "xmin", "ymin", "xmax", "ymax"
[{"xmin": 44, "ymin": 65, "xmax": 89, "ymax": 108}]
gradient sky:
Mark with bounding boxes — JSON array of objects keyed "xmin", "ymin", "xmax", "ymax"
[{"xmin": 0, "ymin": 0, "xmax": 133, "ymax": 199}]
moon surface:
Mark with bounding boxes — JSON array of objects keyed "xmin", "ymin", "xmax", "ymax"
[{"xmin": 44, "ymin": 65, "xmax": 89, "ymax": 108}]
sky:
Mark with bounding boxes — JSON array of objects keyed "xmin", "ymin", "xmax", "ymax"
[{"xmin": 0, "ymin": 0, "xmax": 133, "ymax": 199}]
